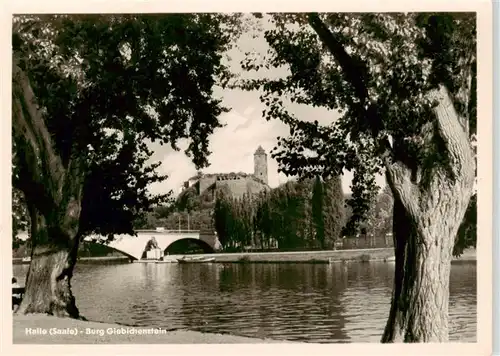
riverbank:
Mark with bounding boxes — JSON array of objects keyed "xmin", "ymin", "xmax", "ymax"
[
  {"xmin": 13, "ymin": 256, "xmax": 131, "ymax": 265},
  {"xmin": 13, "ymin": 314, "xmax": 283, "ymax": 344},
  {"xmin": 13, "ymin": 248, "xmax": 476, "ymax": 265},
  {"xmin": 194, "ymin": 248, "xmax": 394, "ymax": 264},
  {"xmin": 153, "ymin": 247, "xmax": 476, "ymax": 264}
]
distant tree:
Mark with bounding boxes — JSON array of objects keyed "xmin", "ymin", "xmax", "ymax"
[
  {"xmin": 154, "ymin": 205, "xmax": 174, "ymax": 220},
  {"xmin": 256, "ymin": 179, "xmax": 312, "ymax": 250},
  {"xmin": 311, "ymin": 176, "xmax": 325, "ymax": 248},
  {"xmin": 254, "ymin": 191, "xmax": 272, "ymax": 249},
  {"xmin": 363, "ymin": 185, "xmax": 393, "ymax": 240},
  {"xmin": 323, "ymin": 176, "xmax": 345, "ymax": 247},
  {"xmin": 177, "ymin": 188, "xmax": 200, "ymax": 213},
  {"xmin": 282, "ymin": 183, "xmax": 303, "ymax": 248},
  {"xmin": 214, "ymin": 175, "xmax": 343, "ymax": 251},
  {"xmin": 240, "ymin": 194, "xmax": 254, "ymax": 247},
  {"xmin": 453, "ymin": 193, "xmax": 476, "ymax": 256},
  {"xmin": 213, "ymin": 190, "xmax": 232, "ymax": 248}
]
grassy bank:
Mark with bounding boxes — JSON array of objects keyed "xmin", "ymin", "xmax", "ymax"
[{"xmin": 13, "ymin": 314, "xmax": 283, "ymax": 344}]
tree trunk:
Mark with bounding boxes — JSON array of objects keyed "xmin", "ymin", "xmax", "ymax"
[
  {"xmin": 381, "ymin": 86, "xmax": 475, "ymax": 342},
  {"xmin": 17, "ymin": 206, "xmax": 82, "ymax": 318},
  {"xmin": 381, "ymin": 196, "xmax": 455, "ymax": 342},
  {"xmin": 12, "ymin": 60, "xmax": 86, "ymax": 319},
  {"xmin": 306, "ymin": 13, "xmax": 476, "ymax": 342},
  {"xmin": 19, "ymin": 246, "xmax": 80, "ymax": 318}
]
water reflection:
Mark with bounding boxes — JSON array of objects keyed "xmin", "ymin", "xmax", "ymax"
[{"xmin": 13, "ymin": 261, "xmax": 476, "ymax": 343}]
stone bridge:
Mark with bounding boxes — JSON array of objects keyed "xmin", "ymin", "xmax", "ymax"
[{"xmin": 84, "ymin": 229, "xmax": 221, "ymax": 260}]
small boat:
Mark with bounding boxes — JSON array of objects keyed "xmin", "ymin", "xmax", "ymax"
[
  {"xmin": 22, "ymin": 257, "xmax": 31, "ymax": 263},
  {"xmin": 177, "ymin": 256, "xmax": 215, "ymax": 264},
  {"xmin": 385, "ymin": 256, "xmax": 395, "ymax": 263}
]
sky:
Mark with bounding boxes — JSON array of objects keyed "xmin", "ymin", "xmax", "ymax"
[{"xmin": 147, "ymin": 18, "xmax": 386, "ymax": 197}]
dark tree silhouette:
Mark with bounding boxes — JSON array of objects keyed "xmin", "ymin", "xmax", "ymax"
[{"xmin": 12, "ymin": 14, "xmax": 243, "ymax": 318}]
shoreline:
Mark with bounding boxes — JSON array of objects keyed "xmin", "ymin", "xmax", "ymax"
[
  {"xmin": 13, "ymin": 314, "xmax": 283, "ymax": 344},
  {"xmin": 206, "ymin": 248, "xmax": 476, "ymax": 263},
  {"xmin": 144, "ymin": 248, "xmax": 476, "ymax": 264},
  {"xmin": 13, "ymin": 256, "xmax": 132, "ymax": 265},
  {"xmin": 13, "ymin": 248, "xmax": 476, "ymax": 265}
]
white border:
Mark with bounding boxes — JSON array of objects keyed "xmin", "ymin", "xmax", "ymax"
[{"xmin": 0, "ymin": 1, "xmax": 493, "ymax": 355}]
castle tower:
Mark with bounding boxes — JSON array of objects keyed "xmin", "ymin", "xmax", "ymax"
[{"xmin": 253, "ymin": 146, "xmax": 268, "ymax": 185}]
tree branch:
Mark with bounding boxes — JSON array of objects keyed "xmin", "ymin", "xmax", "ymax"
[
  {"xmin": 385, "ymin": 163, "xmax": 420, "ymax": 218},
  {"xmin": 307, "ymin": 13, "xmax": 370, "ymax": 104},
  {"xmin": 428, "ymin": 85, "xmax": 475, "ymax": 179},
  {"xmin": 307, "ymin": 13, "xmax": 388, "ymax": 152}
]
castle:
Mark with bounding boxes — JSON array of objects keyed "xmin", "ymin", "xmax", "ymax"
[{"xmin": 182, "ymin": 146, "xmax": 270, "ymax": 199}]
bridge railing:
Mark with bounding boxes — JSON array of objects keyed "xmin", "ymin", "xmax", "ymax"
[{"xmin": 136, "ymin": 229, "xmax": 203, "ymax": 234}]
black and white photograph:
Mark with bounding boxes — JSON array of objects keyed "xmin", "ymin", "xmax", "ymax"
[{"xmin": 4, "ymin": 1, "xmax": 493, "ymax": 354}]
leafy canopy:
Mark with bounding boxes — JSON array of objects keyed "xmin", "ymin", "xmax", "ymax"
[
  {"xmin": 12, "ymin": 14, "xmax": 243, "ymax": 237},
  {"xmin": 237, "ymin": 13, "xmax": 476, "ymax": 232}
]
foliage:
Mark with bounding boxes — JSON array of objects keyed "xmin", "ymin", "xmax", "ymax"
[
  {"xmin": 213, "ymin": 188, "xmax": 237, "ymax": 248},
  {"xmin": 348, "ymin": 184, "xmax": 476, "ymax": 254},
  {"xmin": 12, "ymin": 188, "xmax": 29, "ymax": 246},
  {"xmin": 311, "ymin": 176, "xmax": 325, "ymax": 248},
  {"xmin": 213, "ymin": 177, "xmax": 345, "ymax": 251},
  {"xmin": 453, "ymin": 193, "xmax": 477, "ymax": 256},
  {"xmin": 237, "ymin": 13, "xmax": 476, "ymax": 235},
  {"xmin": 176, "ymin": 184, "xmax": 202, "ymax": 213},
  {"xmin": 13, "ymin": 14, "xmax": 242, "ymax": 239},
  {"xmin": 134, "ymin": 205, "xmax": 214, "ymax": 232},
  {"xmin": 139, "ymin": 173, "xmax": 346, "ymax": 252},
  {"xmin": 364, "ymin": 184, "xmax": 394, "ymax": 239},
  {"xmin": 323, "ymin": 176, "xmax": 346, "ymax": 244}
]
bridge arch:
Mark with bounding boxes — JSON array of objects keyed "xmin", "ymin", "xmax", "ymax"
[
  {"xmin": 86, "ymin": 230, "xmax": 220, "ymax": 260},
  {"xmin": 164, "ymin": 238, "xmax": 215, "ymax": 254}
]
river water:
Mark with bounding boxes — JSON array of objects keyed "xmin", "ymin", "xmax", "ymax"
[{"xmin": 13, "ymin": 261, "xmax": 476, "ymax": 343}]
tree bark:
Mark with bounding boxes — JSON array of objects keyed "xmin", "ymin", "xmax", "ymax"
[
  {"xmin": 15, "ymin": 200, "xmax": 83, "ymax": 319},
  {"xmin": 12, "ymin": 60, "xmax": 85, "ymax": 318},
  {"xmin": 16, "ymin": 201, "xmax": 83, "ymax": 318},
  {"xmin": 381, "ymin": 86, "xmax": 475, "ymax": 342},
  {"xmin": 381, "ymin": 197, "xmax": 454, "ymax": 342}
]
